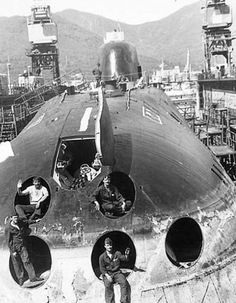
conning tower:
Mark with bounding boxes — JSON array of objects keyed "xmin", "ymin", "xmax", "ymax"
[{"xmin": 98, "ymin": 30, "xmax": 142, "ymax": 90}]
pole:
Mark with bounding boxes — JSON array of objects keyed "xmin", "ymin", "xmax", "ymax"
[
  {"xmin": 7, "ymin": 62, "xmax": 11, "ymax": 95},
  {"xmin": 27, "ymin": 65, "xmax": 31, "ymax": 89}
]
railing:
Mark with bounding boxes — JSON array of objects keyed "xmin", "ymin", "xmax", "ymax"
[{"xmin": 0, "ymin": 68, "xmax": 90, "ymax": 142}]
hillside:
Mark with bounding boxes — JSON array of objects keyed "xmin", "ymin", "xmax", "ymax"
[
  {"xmin": 0, "ymin": 16, "xmax": 29, "ymax": 82},
  {"xmin": 57, "ymin": 1, "xmax": 203, "ymax": 69},
  {"xmin": 0, "ymin": 1, "xmax": 228, "ymax": 81}
]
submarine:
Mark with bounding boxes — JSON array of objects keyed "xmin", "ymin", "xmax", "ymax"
[{"xmin": 0, "ymin": 30, "xmax": 236, "ymax": 303}]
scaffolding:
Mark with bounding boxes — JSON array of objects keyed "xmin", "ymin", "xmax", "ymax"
[
  {"xmin": 26, "ymin": 2, "xmax": 60, "ymax": 82},
  {"xmin": 195, "ymin": 93, "xmax": 236, "ymax": 180},
  {"xmin": 0, "ymin": 82, "xmax": 62, "ymax": 142},
  {"xmin": 201, "ymin": 0, "xmax": 234, "ymax": 78},
  {"xmin": 0, "ymin": 2, "xmax": 64, "ymax": 142},
  {"xmin": 0, "ymin": 105, "xmax": 17, "ymax": 141}
]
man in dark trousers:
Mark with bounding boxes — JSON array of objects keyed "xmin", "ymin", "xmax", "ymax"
[
  {"xmin": 99, "ymin": 237, "xmax": 131, "ymax": 303},
  {"xmin": 93, "ymin": 175, "xmax": 132, "ymax": 216},
  {"xmin": 5, "ymin": 213, "xmax": 43, "ymax": 286}
]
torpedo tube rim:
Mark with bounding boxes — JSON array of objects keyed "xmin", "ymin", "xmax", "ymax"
[
  {"xmin": 14, "ymin": 175, "xmax": 51, "ymax": 223},
  {"xmin": 91, "ymin": 229, "xmax": 137, "ymax": 281},
  {"xmin": 9, "ymin": 234, "xmax": 52, "ymax": 288},
  {"xmin": 165, "ymin": 216, "xmax": 204, "ymax": 269},
  {"xmin": 96, "ymin": 171, "xmax": 136, "ymax": 220}
]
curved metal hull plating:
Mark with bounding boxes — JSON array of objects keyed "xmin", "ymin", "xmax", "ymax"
[{"xmin": 0, "ymin": 87, "xmax": 236, "ymax": 302}]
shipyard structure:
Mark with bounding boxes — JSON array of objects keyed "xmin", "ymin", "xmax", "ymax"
[
  {"xmin": 1, "ymin": 0, "xmax": 236, "ymax": 184},
  {"xmin": 196, "ymin": 0, "xmax": 236, "ymax": 180},
  {"xmin": 0, "ymin": 2, "xmax": 64, "ymax": 142}
]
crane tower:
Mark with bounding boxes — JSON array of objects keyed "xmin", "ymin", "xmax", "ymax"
[
  {"xmin": 26, "ymin": 0, "xmax": 60, "ymax": 82},
  {"xmin": 202, "ymin": 0, "xmax": 233, "ymax": 77}
]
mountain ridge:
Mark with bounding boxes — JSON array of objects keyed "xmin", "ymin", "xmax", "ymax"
[{"xmin": 0, "ymin": 1, "xmax": 231, "ymax": 80}]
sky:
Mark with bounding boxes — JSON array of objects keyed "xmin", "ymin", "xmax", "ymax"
[{"xmin": 0, "ymin": 0, "xmax": 199, "ymax": 24}]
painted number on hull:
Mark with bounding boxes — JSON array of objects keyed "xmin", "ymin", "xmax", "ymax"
[{"xmin": 142, "ymin": 103, "xmax": 162, "ymax": 124}]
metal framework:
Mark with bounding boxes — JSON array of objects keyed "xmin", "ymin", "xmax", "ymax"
[
  {"xmin": 201, "ymin": 0, "xmax": 233, "ymax": 77},
  {"xmin": 27, "ymin": 45, "xmax": 60, "ymax": 81},
  {"xmin": 26, "ymin": 2, "xmax": 60, "ymax": 82}
]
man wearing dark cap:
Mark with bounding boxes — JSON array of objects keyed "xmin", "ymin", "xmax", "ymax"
[
  {"xmin": 99, "ymin": 237, "xmax": 130, "ymax": 303},
  {"xmin": 5, "ymin": 212, "xmax": 43, "ymax": 286},
  {"xmin": 93, "ymin": 175, "xmax": 132, "ymax": 217}
]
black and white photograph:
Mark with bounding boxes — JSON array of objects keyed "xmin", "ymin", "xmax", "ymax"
[{"xmin": 1, "ymin": 0, "xmax": 236, "ymax": 302}]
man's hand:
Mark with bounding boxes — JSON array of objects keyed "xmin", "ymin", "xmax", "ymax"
[
  {"xmin": 17, "ymin": 179, "xmax": 22, "ymax": 189},
  {"xmin": 94, "ymin": 201, "xmax": 100, "ymax": 211},
  {"xmin": 121, "ymin": 201, "xmax": 126, "ymax": 212},
  {"xmin": 12, "ymin": 252, "xmax": 17, "ymax": 257},
  {"xmin": 36, "ymin": 202, "xmax": 41, "ymax": 209},
  {"xmin": 105, "ymin": 273, "xmax": 112, "ymax": 282},
  {"xmin": 125, "ymin": 248, "xmax": 130, "ymax": 256}
]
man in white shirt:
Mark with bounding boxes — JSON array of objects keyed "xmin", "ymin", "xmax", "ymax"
[{"xmin": 15, "ymin": 177, "xmax": 49, "ymax": 221}]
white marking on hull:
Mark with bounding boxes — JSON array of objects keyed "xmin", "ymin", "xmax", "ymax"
[
  {"xmin": 79, "ymin": 107, "xmax": 93, "ymax": 131},
  {"xmin": 0, "ymin": 141, "xmax": 14, "ymax": 163},
  {"xmin": 110, "ymin": 50, "xmax": 117, "ymax": 78},
  {"xmin": 142, "ymin": 104, "xmax": 162, "ymax": 124},
  {"xmin": 25, "ymin": 113, "xmax": 45, "ymax": 131}
]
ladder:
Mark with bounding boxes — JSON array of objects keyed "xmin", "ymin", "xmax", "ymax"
[{"xmin": 0, "ymin": 105, "xmax": 17, "ymax": 142}]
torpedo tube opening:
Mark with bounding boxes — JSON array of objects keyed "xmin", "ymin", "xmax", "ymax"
[
  {"xmin": 165, "ymin": 217, "xmax": 203, "ymax": 268},
  {"xmin": 9, "ymin": 236, "xmax": 51, "ymax": 288},
  {"xmin": 91, "ymin": 230, "xmax": 136, "ymax": 280},
  {"xmin": 95, "ymin": 171, "xmax": 135, "ymax": 219}
]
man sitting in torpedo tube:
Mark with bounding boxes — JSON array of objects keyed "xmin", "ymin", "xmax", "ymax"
[
  {"xmin": 99, "ymin": 237, "xmax": 131, "ymax": 303},
  {"xmin": 15, "ymin": 177, "xmax": 49, "ymax": 221},
  {"xmin": 92, "ymin": 175, "xmax": 132, "ymax": 217}
]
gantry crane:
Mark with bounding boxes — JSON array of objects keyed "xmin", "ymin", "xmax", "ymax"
[
  {"xmin": 26, "ymin": 0, "xmax": 60, "ymax": 82},
  {"xmin": 201, "ymin": 0, "xmax": 233, "ymax": 77}
]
